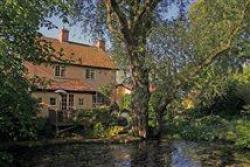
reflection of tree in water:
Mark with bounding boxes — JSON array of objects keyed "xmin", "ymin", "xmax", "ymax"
[
  {"xmin": 11, "ymin": 141, "xmax": 250, "ymax": 167},
  {"xmin": 197, "ymin": 146, "xmax": 244, "ymax": 167},
  {"xmin": 132, "ymin": 140, "xmax": 172, "ymax": 167},
  {"xmin": 173, "ymin": 141, "xmax": 247, "ymax": 167}
]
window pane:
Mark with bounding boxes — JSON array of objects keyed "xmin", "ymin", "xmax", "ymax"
[
  {"xmin": 86, "ymin": 68, "xmax": 95, "ymax": 79},
  {"xmin": 61, "ymin": 94, "xmax": 67, "ymax": 110},
  {"xmin": 92, "ymin": 94, "xmax": 96, "ymax": 103},
  {"xmin": 79, "ymin": 98, "xmax": 84, "ymax": 105},
  {"xmin": 69, "ymin": 94, "xmax": 74, "ymax": 106},
  {"xmin": 55, "ymin": 66, "xmax": 60, "ymax": 76},
  {"xmin": 49, "ymin": 98, "xmax": 56, "ymax": 105},
  {"xmin": 61, "ymin": 66, "xmax": 65, "ymax": 77},
  {"xmin": 86, "ymin": 69, "xmax": 90, "ymax": 79},
  {"xmin": 91, "ymin": 69, "xmax": 95, "ymax": 79}
]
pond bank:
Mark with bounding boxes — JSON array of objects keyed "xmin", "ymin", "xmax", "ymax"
[{"xmin": 0, "ymin": 135, "xmax": 141, "ymax": 150}]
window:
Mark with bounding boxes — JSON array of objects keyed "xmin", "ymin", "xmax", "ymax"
[
  {"xmin": 86, "ymin": 68, "xmax": 95, "ymax": 79},
  {"xmin": 55, "ymin": 65, "xmax": 65, "ymax": 77},
  {"xmin": 49, "ymin": 97, "xmax": 56, "ymax": 105},
  {"xmin": 61, "ymin": 94, "xmax": 67, "ymax": 110},
  {"xmin": 37, "ymin": 97, "xmax": 42, "ymax": 103},
  {"xmin": 79, "ymin": 98, "xmax": 84, "ymax": 105},
  {"xmin": 69, "ymin": 94, "xmax": 74, "ymax": 109},
  {"xmin": 92, "ymin": 93, "xmax": 109, "ymax": 107}
]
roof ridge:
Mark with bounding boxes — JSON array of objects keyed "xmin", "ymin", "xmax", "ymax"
[
  {"xmin": 40, "ymin": 36, "xmax": 117, "ymax": 69},
  {"xmin": 42, "ymin": 36, "xmax": 94, "ymax": 48}
]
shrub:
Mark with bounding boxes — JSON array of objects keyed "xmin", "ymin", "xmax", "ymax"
[
  {"xmin": 0, "ymin": 151, "xmax": 13, "ymax": 167},
  {"xmin": 93, "ymin": 122, "xmax": 105, "ymax": 138},
  {"xmin": 167, "ymin": 115, "xmax": 231, "ymax": 142},
  {"xmin": 75, "ymin": 107, "xmax": 120, "ymax": 138},
  {"xmin": 34, "ymin": 118, "xmax": 54, "ymax": 139},
  {"xmin": 235, "ymin": 120, "xmax": 250, "ymax": 149},
  {"xmin": 104, "ymin": 126, "xmax": 124, "ymax": 138},
  {"xmin": 120, "ymin": 94, "xmax": 132, "ymax": 110}
]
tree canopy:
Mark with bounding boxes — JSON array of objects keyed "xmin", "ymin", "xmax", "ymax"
[{"xmin": 0, "ymin": 0, "xmax": 69, "ymax": 141}]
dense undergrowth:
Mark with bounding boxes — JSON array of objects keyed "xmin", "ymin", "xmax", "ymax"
[{"xmin": 165, "ymin": 110, "xmax": 250, "ymax": 149}]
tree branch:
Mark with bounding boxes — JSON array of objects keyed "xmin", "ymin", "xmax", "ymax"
[
  {"xmin": 155, "ymin": 1, "xmax": 249, "ymax": 113},
  {"xmin": 132, "ymin": 0, "xmax": 161, "ymax": 31},
  {"xmin": 104, "ymin": 1, "xmax": 124, "ymax": 41}
]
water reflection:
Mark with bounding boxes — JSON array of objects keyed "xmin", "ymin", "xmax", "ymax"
[{"xmin": 10, "ymin": 140, "xmax": 250, "ymax": 167}]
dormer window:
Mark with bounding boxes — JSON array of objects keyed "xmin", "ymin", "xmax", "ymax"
[
  {"xmin": 86, "ymin": 68, "xmax": 95, "ymax": 79},
  {"xmin": 55, "ymin": 65, "xmax": 65, "ymax": 77}
]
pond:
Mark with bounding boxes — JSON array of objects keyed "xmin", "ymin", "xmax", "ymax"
[{"xmin": 10, "ymin": 140, "xmax": 250, "ymax": 167}]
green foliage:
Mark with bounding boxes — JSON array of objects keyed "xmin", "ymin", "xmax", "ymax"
[
  {"xmin": 241, "ymin": 105, "xmax": 250, "ymax": 115},
  {"xmin": 93, "ymin": 122, "xmax": 105, "ymax": 138},
  {"xmin": 75, "ymin": 107, "xmax": 130, "ymax": 138},
  {"xmin": 103, "ymin": 126, "xmax": 124, "ymax": 138},
  {"xmin": 76, "ymin": 107, "xmax": 118, "ymax": 138},
  {"xmin": 0, "ymin": 0, "xmax": 70, "ymax": 141},
  {"xmin": 167, "ymin": 115, "xmax": 230, "ymax": 142},
  {"xmin": 233, "ymin": 66, "xmax": 250, "ymax": 104},
  {"xmin": 34, "ymin": 118, "xmax": 54, "ymax": 139},
  {"xmin": 120, "ymin": 94, "xmax": 132, "ymax": 110},
  {"xmin": 168, "ymin": 63, "xmax": 250, "ymax": 149},
  {"xmin": 0, "ymin": 151, "xmax": 13, "ymax": 167},
  {"xmin": 235, "ymin": 120, "xmax": 250, "ymax": 149},
  {"xmin": 98, "ymin": 84, "xmax": 114, "ymax": 99},
  {"xmin": 166, "ymin": 109, "xmax": 250, "ymax": 149},
  {"xmin": 189, "ymin": 0, "xmax": 250, "ymax": 59}
]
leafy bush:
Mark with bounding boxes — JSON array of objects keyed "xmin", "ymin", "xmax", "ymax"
[
  {"xmin": 76, "ymin": 107, "xmax": 116, "ymax": 126},
  {"xmin": 34, "ymin": 118, "xmax": 54, "ymax": 139},
  {"xmin": 0, "ymin": 151, "xmax": 13, "ymax": 167},
  {"xmin": 75, "ymin": 107, "xmax": 122, "ymax": 138},
  {"xmin": 0, "ymin": 88, "xmax": 38, "ymax": 142},
  {"xmin": 235, "ymin": 120, "xmax": 250, "ymax": 149},
  {"xmin": 104, "ymin": 126, "xmax": 124, "ymax": 138},
  {"xmin": 93, "ymin": 122, "xmax": 105, "ymax": 138},
  {"xmin": 166, "ymin": 113, "xmax": 250, "ymax": 149},
  {"xmin": 120, "ymin": 94, "xmax": 132, "ymax": 110},
  {"xmin": 173, "ymin": 116, "xmax": 230, "ymax": 141}
]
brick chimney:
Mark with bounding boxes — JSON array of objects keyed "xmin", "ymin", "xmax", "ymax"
[
  {"xmin": 96, "ymin": 39, "xmax": 105, "ymax": 51},
  {"xmin": 59, "ymin": 28, "xmax": 69, "ymax": 42}
]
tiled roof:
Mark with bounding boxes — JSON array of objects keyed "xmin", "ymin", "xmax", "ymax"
[
  {"xmin": 43, "ymin": 79, "xmax": 95, "ymax": 92},
  {"xmin": 25, "ymin": 62, "xmax": 53, "ymax": 78},
  {"xmin": 25, "ymin": 36, "xmax": 117, "ymax": 92},
  {"xmin": 42, "ymin": 37, "xmax": 117, "ymax": 70},
  {"xmin": 25, "ymin": 62, "xmax": 95, "ymax": 92}
]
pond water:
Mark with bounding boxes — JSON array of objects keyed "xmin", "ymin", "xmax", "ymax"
[{"xmin": 10, "ymin": 140, "xmax": 250, "ymax": 167}]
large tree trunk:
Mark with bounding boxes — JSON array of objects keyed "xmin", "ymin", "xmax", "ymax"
[
  {"xmin": 155, "ymin": 109, "xmax": 165, "ymax": 138},
  {"xmin": 155, "ymin": 98, "xmax": 172, "ymax": 138},
  {"xmin": 128, "ymin": 46, "xmax": 150, "ymax": 139}
]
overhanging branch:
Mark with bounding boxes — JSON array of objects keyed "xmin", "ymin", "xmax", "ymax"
[{"xmin": 155, "ymin": 1, "xmax": 249, "ymax": 113}]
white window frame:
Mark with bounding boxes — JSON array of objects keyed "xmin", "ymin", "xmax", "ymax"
[
  {"xmin": 85, "ymin": 68, "xmax": 96, "ymax": 80},
  {"xmin": 54, "ymin": 65, "xmax": 66, "ymax": 77}
]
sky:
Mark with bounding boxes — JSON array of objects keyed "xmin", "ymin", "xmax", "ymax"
[{"xmin": 39, "ymin": 4, "xmax": 180, "ymax": 47}]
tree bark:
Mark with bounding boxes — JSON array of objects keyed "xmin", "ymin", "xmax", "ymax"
[
  {"xmin": 128, "ymin": 46, "xmax": 150, "ymax": 139},
  {"xmin": 155, "ymin": 97, "xmax": 173, "ymax": 138},
  {"xmin": 104, "ymin": 0, "xmax": 161, "ymax": 139}
]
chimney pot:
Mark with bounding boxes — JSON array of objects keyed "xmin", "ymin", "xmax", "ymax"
[
  {"xmin": 96, "ymin": 39, "xmax": 105, "ymax": 51},
  {"xmin": 59, "ymin": 28, "xmax": 69, "ymax": 42}
]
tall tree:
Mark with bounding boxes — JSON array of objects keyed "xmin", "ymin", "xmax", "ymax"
[
  {"xmin": 149, "ymin": 0, "xmax": 250, "ymax": 136},
  {"xmin": 72, "ymin": 0, "xmax": 249, "ymax": 138},
  {"xmin": 73, "ymin": 0, "xmax": 188, "ymax": 138},
  {"xmin": 0, "ymin": 0, "xmax": 70, "ymax": 141}
]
